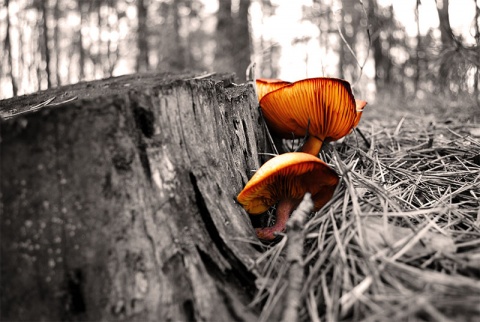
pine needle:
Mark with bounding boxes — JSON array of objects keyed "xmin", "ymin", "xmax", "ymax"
[{"xmin": 250, "ymin": 114, "xmax": 480, "ymax": 321}]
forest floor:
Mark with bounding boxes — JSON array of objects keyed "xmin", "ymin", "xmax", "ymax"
[{"xmin": 252, "ymin": 93, "xmax": 480, "ymax": 321}]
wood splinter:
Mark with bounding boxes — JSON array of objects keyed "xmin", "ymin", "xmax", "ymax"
[{"xmin": 282, "ymin": 192, "xmax": 314, "ymax": 322}]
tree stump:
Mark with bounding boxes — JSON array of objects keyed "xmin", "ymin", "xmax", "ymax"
[{"xmin": 0, "ymin": 72, "xmax": 269, "ymax": 321}]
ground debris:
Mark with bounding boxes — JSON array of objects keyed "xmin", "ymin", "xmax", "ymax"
[{"xmin": 251, "ymin": 114, "xmax": 480, "ymax": 322}]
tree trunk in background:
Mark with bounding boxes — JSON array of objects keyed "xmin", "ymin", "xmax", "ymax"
[
  {"xmin": 435, "ymin": 0, "xmax": 456, "ymax": 91},
  {"xmin": 78, "ymin": 0, "xmax": 86, "ymax": 80},
  {"xmin": 232, "ymin": 0, "xmax": 252, "ymax": 83},
  {"xmin": 214, "ymin": 0, "xmax": 235, "ymax": 77},
  {"xmin": 384, "ymin": 5, "xmax": 394, "ymax": 86},
  {"xmin": 17, "ymin": 9, "xmax": 25, "ymax": 92},
  {"xmin": 214, "ymin": 0, "xmax": 251, "ymax": 83},
  {"xmin": 316, "ymin": 1, "xmax": 333, "ymax": 77},
  {"xmin": 93, "ymin": 8, "xmax": 102, "ymax": 77},
  {"xmin": 170, "ymin": 0, "xmax": 186, "ymax": 70},
  {"xmin": 257, "ymin": 0, "xmax": 279, "ymax": 78},
  {"xmin": 136, "ymin": 0, "xmax": 149, "ymax": 72},
  {"xmin": 0, "ymin": 72, "xmax": 268, "ymax": 321},
  {"xmin": 436, "ymin": 0, "xmax": 454, "ymax": 48},
  {"xmin": 339, "ymin": 0, "xmax": 360, "ymax": 81},
  {"xmin": 367, "ymin": 0, "xmax": 384, "ymax": 90},
  {"xmin": 338, "ymin": 7, "xmax": 346, "ymax": 80},
  {"xmin": 54, "ymin": 0, "xmax": 61, "ymax": 86},
  {"xmin": 107, "ymin": 1, "xmax": 119, "ymax": 76},
  {"xmin": 5, "ymin": 0, "xmax": 18, "ymax": 96},
  {"xmin": 474, "ymin": 0, "xmax": 480, "ymax": 99},
  {"xmin": 414, "ymin": 0, "xmax": 421, "ymax": 96},
  {"xmin": 41, "ymin": 0, "xmax": 52, "ymax": 89},
  {"xmin": 156, "ymin": 1, "xmax": 186, "ymax": 71}
]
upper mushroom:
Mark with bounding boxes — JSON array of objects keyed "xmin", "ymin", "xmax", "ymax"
[
  {"xmin": 237, "ymin": 152, "xmax": 339, "ymax": 240},
  {"xmin": 256, "ymin": 78, "xmax": 292, "ymax": 101},
  {"xmin": 259, "ymin": 77, "xmax": 367, "ymax": 156}
]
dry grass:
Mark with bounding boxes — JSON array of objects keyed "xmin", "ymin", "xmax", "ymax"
[{"xmin": 250, "ymin": 112, "xmax": 480, "ymax": 321}]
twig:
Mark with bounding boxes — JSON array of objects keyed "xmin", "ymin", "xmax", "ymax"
[
  {"xmin": 355, "ymin": 127, "xmax": 371, "ymax": 147},
  {"xmin": 282, "ymin": 193, "xmax": 314, "ymax": 322},
  {"xmin": 2, "ymin": 96, "xmax": 56, "ymax": 119},
  {"xmin": 187, "ymin": 72, "xmax": 217, "ymax": 80},
  {"xmin": 47, "ymin": 95, "xmax": 78, "ymax": 106}
]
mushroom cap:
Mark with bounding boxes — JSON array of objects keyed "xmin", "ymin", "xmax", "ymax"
[
  {"xmin": 256, "ymin": 78, "xmax": 292, "ymax": 101},
  {"xmin": 237, "ymin": 152, "xmax": 339, "ymax": 215},
  {"xmin": 259, "ymin": 77, "xmax": 366, "ymax": 141}
]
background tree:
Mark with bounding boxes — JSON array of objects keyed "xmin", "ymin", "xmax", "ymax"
[
  {"xmin": 474, "ymin": 0, "xmax": 480, "ymax": 100},
  {"xmin": 39, "ymin": 0, "xmax": 52, "ymax": 88},
  {"xmin": 214, "ymin": 0, "xmax": 234, "ymax": 76},
  {"xmin": 367, "ymin": 0, "xmax": 393, "ymax": 92},
  {"xmin": 213, "ymin": 0, "xmax": 252, "ymax": 83},
  {"xmin": 255, "ymin": 0, "xmax": 281, "ymax": 78},
  {"xmin": 413, "ymin": 0, "xmax": 422, "ymax": 95},
  {"xmin": 136, "ymin": 0, "xmax": 149, "ymax": 72},
  {"xmin": 338, "ymin": 0, "xmax": 362, "ymax": 81},
  {"xmin": 4, "ymin": 0, "xmax": 18, "ymax": 96},
  {"xmin": 434, "ymin": 0, "xmax": 480, "ymax": 96},
  {"xmin": 0, "ymin": 0, "xmax": 479, "ymax": 100},
  {"xmin": 232, "ymin": 0, "xmax": 251, "ymax": 83},
  {"xmin": 436, "ymin": 0, "xmax": 454, "ymax": 48}
]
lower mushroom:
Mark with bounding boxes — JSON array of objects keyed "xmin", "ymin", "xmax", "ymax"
[{"xmin": 237, "ymin": 152, "xmax": 339, "ymax": 241}]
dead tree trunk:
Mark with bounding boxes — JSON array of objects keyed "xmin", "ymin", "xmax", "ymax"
[{"xmin": 0, "ymin": 72, "xmax": 269, "ymax": 321}]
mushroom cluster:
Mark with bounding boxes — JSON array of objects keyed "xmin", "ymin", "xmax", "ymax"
[{"xmin": 237, "ymin": 77, "xmax": 367, "ymax": 241}]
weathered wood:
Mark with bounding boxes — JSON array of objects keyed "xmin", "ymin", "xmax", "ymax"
[{"xmin": 0, "ymin": 72, "xmax": 269, "ymax": 321}]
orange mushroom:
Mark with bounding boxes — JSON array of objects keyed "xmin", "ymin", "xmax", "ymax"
[
  {"xmin": 237, "ymin": 152, "xmax": 339, "ymax": 240},
  {"xmin": 259, "ymin": 77, "xmax": 367, "ymax": 156},
  {"xmin": 256, "ymin": 78, "xmax": 292, "ymax": 101}
]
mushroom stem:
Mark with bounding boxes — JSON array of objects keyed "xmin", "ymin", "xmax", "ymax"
[
  {"xmin": 300, "ymin": 136, "xmax": 323, "ymax": 156},
  {"xmin": 256, "ymin": 199, "xmax": 299, "ymax": 240}
]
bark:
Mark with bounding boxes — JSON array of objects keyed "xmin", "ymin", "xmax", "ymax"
[{"xmin": 0, "ymin": 72, "xmax": 268, "ymax": 321}]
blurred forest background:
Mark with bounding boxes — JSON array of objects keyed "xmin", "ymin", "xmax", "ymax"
[{"xmin": 1, "ymin": 0, "xmax": 479, "ymax": 107}]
